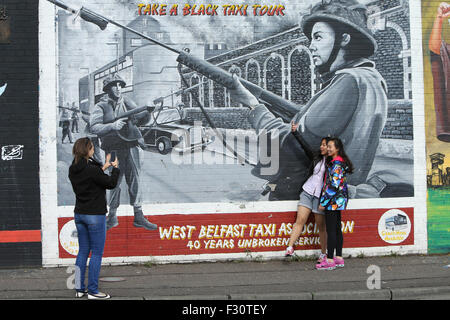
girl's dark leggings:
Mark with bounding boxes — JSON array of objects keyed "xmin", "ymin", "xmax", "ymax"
[{"xmin": 325, "ymin": 210, "xmax": 343, "ymax": 259}]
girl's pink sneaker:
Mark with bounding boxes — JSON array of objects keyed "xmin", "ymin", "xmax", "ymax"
[
  {"xmin": 285, "ymin": 246, "xmax": 294, "ymax": 257},
  {"xmin": 315, "ymin": 258, "xmax": 336, "ymax": 270},
  {"xmin": 334, "ymin": 257, "xmax": 345, "ymax": 267},
  {"xmin": 317, "ymin": 253, "xmax": 327, "ymax": 263}
]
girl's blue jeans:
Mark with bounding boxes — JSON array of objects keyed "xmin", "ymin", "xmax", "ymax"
[{"xmin": 74, "ymin": 213, "xmax": 106, "ymax": 294}]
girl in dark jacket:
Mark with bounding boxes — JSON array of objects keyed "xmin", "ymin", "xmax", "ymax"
[
  {"xmin": 68, "ymin": 137, "xmax": 120, "ymax": 299},
  {"xmin": 316, "ymin": 137, "xmax": 353, "ymax": 270}
]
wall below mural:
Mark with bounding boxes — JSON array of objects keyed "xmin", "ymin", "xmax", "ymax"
[{"xmin": 57, "ymin": 207, "xmax": 415, "ymax": 260}]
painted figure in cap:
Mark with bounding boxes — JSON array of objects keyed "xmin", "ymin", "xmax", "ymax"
[
  {"xmin": 60, "ymin": 104, "xmax": 74, "ymax": 144},
  {"xmin": 90, "ymin": 73, "xmax": 157, "ymax": 231}
]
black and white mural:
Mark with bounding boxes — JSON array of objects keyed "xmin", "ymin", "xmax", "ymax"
[{"xmin": 54, "ymin": 0, "xmax": 414, "ymax": 208}]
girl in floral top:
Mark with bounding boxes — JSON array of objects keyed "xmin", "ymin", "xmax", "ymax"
[{"xmin": 317, "ymin": 137, "xmax": 353, "ymax": 270}]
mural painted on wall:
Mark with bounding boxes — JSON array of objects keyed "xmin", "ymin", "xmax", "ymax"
[
  {"xmin": 44, "ymin": 0, "xmax": 424, "ymax": 262},
  {"xmin": 50, "ymin": 0, "xmax": 418, "ymax": 259},
  {"xmin": 422, "ymin": 1, "xmax": 450, "ymax": 254},
  {"xmin": 56, "ymin": 0, "xmax": 414, "ymax": 206}
]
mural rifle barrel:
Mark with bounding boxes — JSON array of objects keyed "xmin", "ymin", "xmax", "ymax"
[
  {"xmin": 46, "ymin": 0, "xmax": 179, "ymax": 54},
  {"xmin": 176, "ymin": 52, "xmax": 301, "ymax": 122},
  {"xmin": 104, "ymin": 106, "xmax": 156, "ymax": 124},
  {"xmin": 153, "ymin": 81, "xmax": 204, "ymax": 105}
]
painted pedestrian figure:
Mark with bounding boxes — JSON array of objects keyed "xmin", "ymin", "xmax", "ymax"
[
  {"xmin": 60, "ymin": 105, "xmax": 73, "ymax": 144},
  {"xmin": 71, "ymin": 102, "xmax": 80, "ymax": 133}
]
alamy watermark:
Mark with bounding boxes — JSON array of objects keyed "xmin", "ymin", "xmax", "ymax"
[
  {"xmin": 66, "ymin": 265, "xmax": 81, "ymax": 290},
  {"xmin": 169, "ymin": 121, "xmax": 280, "ymax": 175},
  {"xmin": 366, "ymin": 264, "xmax": 381, "ymax": 290}
]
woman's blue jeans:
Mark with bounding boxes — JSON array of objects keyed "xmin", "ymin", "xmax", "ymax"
[{"xmin": 74, "ymin": 213, "xmax": 106, "ymax": 294}]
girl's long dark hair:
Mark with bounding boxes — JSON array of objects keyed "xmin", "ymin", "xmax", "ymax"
[
  {"xmin": 328, "ymin": 137, "xmax": 354, "ymax": 174},
  {"xmin": 307, "ymin": 137, "xmax": 331, "ymax": 177},
  {"xmin": 315, "ymin": 137, "xmax": 331, "ymax": 160}
]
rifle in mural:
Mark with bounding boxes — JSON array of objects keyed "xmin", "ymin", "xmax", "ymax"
[
  {"xmin": 59, "ymin": 102, "xmax": 156, "ymax": 142},
  {"xmin": 58, "ymin": 105, "xmax": 89, "ymax": 116},
  {"xmin": 152, "ymin": 82, "xmax": 204, "ymax": 106},
  {"xmin": 47, "ymin": 0, "xmax": 301, "ymax": 123},
  {"xmin": 105, "ymin": 105, "xmax": 156, "ymax": 124},
  {"xmin": 105, "ymin": 105, "xmax": 156, "ymax": 143}
]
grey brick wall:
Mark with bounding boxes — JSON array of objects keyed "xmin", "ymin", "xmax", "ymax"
[
  {"xmin": 184, "ymin": 100, "xmax": 413, "ymax": 141},
  {"xmin": 183, "ymin": 107, "xmax": 253, "ymax": 130},
  {"xmin": 381, "ymin": 100, "xmax": 413, "ymax": 140},
  {"xmin": 181, "ymin": 4, "xmax": 411, "ymax": 109}
]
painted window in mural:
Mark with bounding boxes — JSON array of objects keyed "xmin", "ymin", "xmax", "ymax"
[{"xmin": 55, "ymin": 0, "xmax": 415, "ymax": 209}]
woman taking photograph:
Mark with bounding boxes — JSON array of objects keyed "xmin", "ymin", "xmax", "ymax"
[
  {"xmin": 285, "ymin": 122, "xmax": 328, "ymax": 263},
  {"xmin": 316, "ymin": 137, "xmax": 353, "ymax": 270},
  {"xmin": 69, "ymin": 137, "xmax": 120, "ymax": 299}
]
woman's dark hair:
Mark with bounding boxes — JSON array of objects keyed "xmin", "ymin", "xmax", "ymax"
[
  {"xmin": 72, "ymin": 137, "xmax": 93, "ymax": 164},
  {"xmin": 306, "ymin": 137, "xmax": 331, "ymax": 177},
  {"xmin": 327, "ymin": 137, "xmax": 354, "ymax": 174}
]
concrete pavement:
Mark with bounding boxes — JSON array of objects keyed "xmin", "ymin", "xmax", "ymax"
[{"xmin": 0, "ymin": 254, "xmax": 449, "ymax": 300}]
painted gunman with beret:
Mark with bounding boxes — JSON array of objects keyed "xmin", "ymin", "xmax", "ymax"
[{"xmin": 230, "ymin": 0, "xmax": 404, "ymax": 200}]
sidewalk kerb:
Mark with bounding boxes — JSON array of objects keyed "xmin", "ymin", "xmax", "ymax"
[
  {"xmin": 229, "ymin": 292, "xmax": 313, "ymax": 300},
  {"xmin": 312, "ymin": 289, "xmax": 391, "ymax": 300},
  {"xmin": 144, "ymin": 294, "xmax": 230, "ymax": 300},
  {"xmin": 390, "ymin": 286, "xmax": 450, "ymax": 300}
]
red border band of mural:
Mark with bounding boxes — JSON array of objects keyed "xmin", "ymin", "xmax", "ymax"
[
  {"xmin": 58, "ymin": 207, "xmax": 414, "ymax": 258},
  {"xmin": 0, "ymin": 230, "xmax": 42, "ymax": 243}
]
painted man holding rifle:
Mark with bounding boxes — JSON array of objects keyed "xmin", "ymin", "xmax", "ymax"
[{"xmin": 90, "ymin": 74, "xmax": 157, "ymax": 231}]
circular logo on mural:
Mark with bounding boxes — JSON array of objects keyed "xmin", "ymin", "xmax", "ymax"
[
  {"xmin": 378, "ymin": 209, "xmax": 411, "ymax": 244},
  {"xmin": 59, "ymin": 220, "xmax": 79, "ymax": 256}
]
